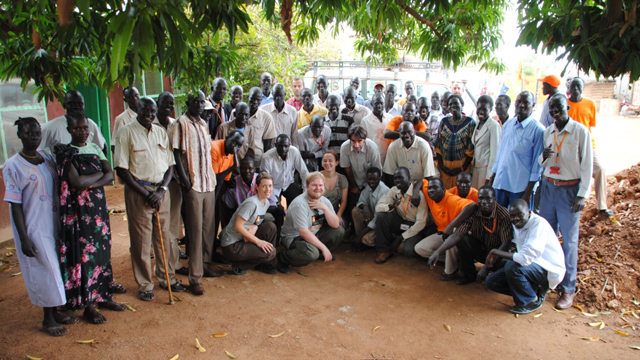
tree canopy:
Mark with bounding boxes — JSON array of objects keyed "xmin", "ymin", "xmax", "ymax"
[{"xmin": 1, "ymin": 0, "xmax": 638, "ymax": 103}]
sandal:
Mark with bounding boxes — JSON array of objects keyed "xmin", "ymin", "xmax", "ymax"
[
  {"xmin": 39, "ymin": 325, "xmax": 69, "ymax": 337},
  {"xmin": 53, "ymin": 313, "xmax": 79, "ymax": 325},
  {"xmin": 138, "ymin": 290, "xmax": 155, "ymax": 302},
  {"xmin": 83, "ymin": 307, "xmax": 107, "ymax": 325},
  {"xmin": 112, "ymin": 282, "xmax": 127, "ymax": 294},
  {"xmin": 98, "ymin": 301, "xmax": 127, "ymax": 311}
]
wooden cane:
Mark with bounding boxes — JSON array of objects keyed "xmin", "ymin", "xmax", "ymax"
[{"xmin": 155, "ymin": 209, "xmax": 175, "ymax": 305}]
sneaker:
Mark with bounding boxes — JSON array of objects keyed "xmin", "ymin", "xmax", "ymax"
[
  {"xmin": 537, "ymin": 285, "xmax": 549, "ymax": 304},
  {"xmin": 231, "ymin": 264, "xmax": 246, "ymax": 275},
  {"xmin": 276, "ymin": 260, "xmax": 291, "ymax": 274},
  {"xmin": 255, "ymin": 263, "xmax": 277, "ymax": 274},
  {"xmin": 509, "ymin": 297, "xmax": 543, "ymax": 315}
]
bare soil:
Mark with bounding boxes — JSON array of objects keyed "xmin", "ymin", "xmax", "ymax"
[{"xmin": 1, "ymin": 184, "xmax": 639, "ymax": 360}]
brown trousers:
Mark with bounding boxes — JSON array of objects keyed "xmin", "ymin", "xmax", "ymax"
[
  {"xmin": 124, "ymin": 185, "xmax": 176, "ymax": 292},
  {"xmin": 182, "ymin": 189, "xmax": 216, "ymax": 285},
  {"xmin": 221, "ymin": 221, "xmax": 277, "ymax": 270},
  {"xmin": 351, "ymin": 207, "xmax": 376, "ymax": 246}
]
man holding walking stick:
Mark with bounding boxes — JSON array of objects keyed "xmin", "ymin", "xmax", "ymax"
[{"xmin": 114, "ymin": 97, "xmax": 184, "ymax": 302}]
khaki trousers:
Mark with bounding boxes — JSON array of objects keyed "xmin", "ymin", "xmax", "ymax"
[
  {"xmin": 351, "ymin": 207, "xmax": 376, "ymax": 247},
  {"xmin": 124, "ymin": 185, "xmax": 176, "ymax": 293},
  {"xmin": 414, "ymin": 232, "xmax": 459, "ymax": 275},
  {"xmin": 167, "ymin": 180, "xmax": 184, "ymax": 271},
  {"xmin": 182, "ymin": 189, "xmax": 216, "ymax": 285},
  {"xmin": 592, "ymin": 149, "xmax": 608, "ymax": 210}
]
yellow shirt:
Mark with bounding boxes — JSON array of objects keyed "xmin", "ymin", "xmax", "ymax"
[{"xmin": 297, "ymin": 105, "xmax": 328, "ymax": 129}]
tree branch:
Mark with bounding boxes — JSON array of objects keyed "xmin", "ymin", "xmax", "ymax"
[{"xmin": 402, "ymin": 5, "xmax": 445, "ymax": 42}]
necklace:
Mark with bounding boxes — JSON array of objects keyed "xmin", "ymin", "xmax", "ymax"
[{"xmin": 20, "ymin": 150, "xmax": 41, "ymax": 159}]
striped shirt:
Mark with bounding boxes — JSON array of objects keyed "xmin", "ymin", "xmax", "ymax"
[
  {"xmin": 171, "ymin": 113, "xmax": 216, "ymax": 193},
  {"xmin": 455, "ymin": 203, "xmax": 513, "ymax": 249},
  {"xmin": 324, "ymin": 113, "xmax": 354, "ymax": 155}
]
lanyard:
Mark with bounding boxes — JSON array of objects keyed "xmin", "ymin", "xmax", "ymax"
[
  {"xmin": 241, "ymin": 178, "xmax": 257, "ymax": 195},
  {"xmin": 482, "ymin": 217, "xmax": 497, "ymax": 234},
  {"xmin": 313, "ymin": 136, "xmax": 323, "ymax": 146},
  {"xmin": 401, "ymin": 195, "xmax": 412, "ymax": 214},
  {"xmin": 553, "ymin": 131, "xmax": 568, "ymax": 163}
]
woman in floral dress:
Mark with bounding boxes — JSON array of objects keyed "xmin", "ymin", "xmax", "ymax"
[{"xmin": 57, "ymin": 115, "xmax": 124, "ymax": 324}]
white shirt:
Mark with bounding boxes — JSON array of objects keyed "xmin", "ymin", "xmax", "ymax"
[
  {"xmin": 260, "ymin": 102, "xmax": 299, "ymax": 147},
  {"xmin": 538, "ymin": 119, "xmax": 593, "ymax": 198},
  {"xmin": 112, "ymin": 108, "xmax": 137, "ymax": 140},
  {"xmin": 340, "ymin": 103, "xmax": 371, "ymax": 124},
  {"xmin": 260, "ymin": 146, "xmax": 308, "ymax": 197},
  {"xmin": 385, "ymin": 103, "xmax": 402, "ymax": 117},
  {"xmin": 339, "ymin": 139, "xmax": 382, "ymax": 188},
  {"xmin": 39, "ymin": 115, "xmax": 106, "ymax": 153},
  {"xmin": 512, "ymin": 213, "xmax": 566, "ymax": 289},
  {"xmin": 384, "ymin": 137, "xmax": 439, "ymax": 183},
  {"xmin": 359, "ymin": 112, "xmax": 392, "ymax": 164}
]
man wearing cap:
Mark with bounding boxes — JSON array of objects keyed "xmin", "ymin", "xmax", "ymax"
[
  {"xmin": 364, "ymin": 82, "xmax": 385, "ymax": 111},
  {"xmin": 537, "ymin": 75, "xmax": 561, "ymax": 128}
]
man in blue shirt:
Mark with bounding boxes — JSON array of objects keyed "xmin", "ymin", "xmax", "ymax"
[
  {"xmin": 490, "ymin": 91, "xmax": 544, "ymax": 208},
  {"xmin": 537, "ymin": 75, "xmax": 561, "ymax": 128},
  {"xmin": 259, "ymin": 72, "xmax": 274, "ymax": 106}
]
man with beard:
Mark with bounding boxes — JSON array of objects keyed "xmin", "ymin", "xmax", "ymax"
[
  {"xmin": 277, "ymin": 172, "xmax": 344, "ymax": 273},
  {"xmin": 490, "ymin": 91, "xmax": 544, "ymax": 208},
  {"xmin": 341, "ymin": 86, "xmax": 371, "ymax": 124},
  {"xmin": 259, "ymin": 72, "xmax": 274, "ymax": 106},
  {"xmin": 426, "ymin": 186, "xmax": 513, "ymax": 285},
  {"xmin": 374, "ymin": 167, "xmax": 429, "ymax": 263},
  {"xmin": 359, "ymin": 93, "xmax": 392, "ymax": 164},
  {"xmin": 40, "ymin": 90, "xmax": 106, "ymax": 155},
  {"xmin": 297, "ymin": 115, "xmax": 331, "ymax": 171},
  {"xmin": 483, "ymin": 199, "xmax": 566, "ymax": 315},
  {"xmin": 262, "ymin": 83, "xmax": 299, "ymax": 147},
  {"xmin": 298, "ymin": 88, "xmax": 328, "ymax": 129},
  {"xmin": 383, "ymin": 121, "xmax": 438, "ymax": 186},
  {"xmin": 286, "ymin": 77, "xmax": 305, "ymax": 111},
  {"xmin": 324, "ymin": 94, "xmax": 354, "ymax": 156},
  {"xmin": 111, "ymin": 87, "xmax": 140, "ymax": 153},
  {"xmin": 172, "ymin": 90, "xmax": 223, "ymax": 295}
]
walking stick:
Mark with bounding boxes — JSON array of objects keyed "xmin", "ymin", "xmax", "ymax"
[{"xmin": 155, "ymin": 209, "xmax": 175, "ymax": 305}]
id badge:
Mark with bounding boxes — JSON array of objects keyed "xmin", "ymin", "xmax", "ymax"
[
  {"xmin": 400, "ymin": 224, "xmax": 410, "ymax": 231},
  {"xmin": 550, "ymin": 166, "xmax": 560, "ymax": 175}
]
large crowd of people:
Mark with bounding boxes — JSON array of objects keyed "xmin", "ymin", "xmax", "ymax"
[{"xmin": 4, "ymin": 73, "xmax": 612, "ymax": 337}]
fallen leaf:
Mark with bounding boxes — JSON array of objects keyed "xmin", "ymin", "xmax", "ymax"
[
  {"xmin": 76, "ymin": 339, "xmax": 95, "ymax": 344},
  {"xmin": 169, "ymin": 355, "xmax": 179, "ymax": 360},
  {"xmin": 123, "ymin": 215, "xmax": 128, "ymax": 221},
  {"xmin": 573, "ymin": 304, "xmax": 584, "ymax": 311},
  {"xmin": 212, "ymin": 332, "xmax": 228, "ymax": 338},
  {"xmin": 195, "ymin": 338, "xmax": 206, "ymax": 353},
  {"xmin": 615, "ymin": 330, "xmax": 629, "ymax": 337},
  {"xmin": 269, "ymin": 331, "xmax": 285, "ymax": 338},
  {"xmin": 596, "ymin": 258, "xmax": 603, "ymax": 262},
  {"xmin": 534, "ymin": 313, "xmax": 542, "ymax": 318},
  {"xmin": 589, "ymin": 321, "xmax": 605, "ymax": 330},
  {"xmin": 172, "ymin": 295, "xmax": 182, "ymax": 302},
  {"xmin": 631, "ymin": 299, "xmax": 640, "ymax": 306},
  {"xmin": 372, "ymin": 326, "xmax": 381, "ymax": 332},
  {"xmin": 630, "ymin": 346, "xmax": 640, "ymax": 350},
  {"xmin": 515, "ymin": 314, "xmax": 519, "ymax": 318},
  {"xmin": 622, "ymin": 325, "xmax": 632, "ymax": 328},
  {"xmin": 5, "ymin": 252, "xmax": 13, "ymax": 257},
  {"xmin": 11, "ymin": 272, "xmax": 22, "ymax": 277},
  {"xmin": 582, "ymin": 312, "xmax": 599, "ymax": 317},
  {"xmin": 297, "ymin": 271, "xmax": 308, "ymax": 277},
  {"xmin": 6, "ymin": 247, "xmax": 15, "ymax": 250},
  {"xmin": 354, "ymin": 273, "xmax": 360, "ymax": 276},
  {"xmin": 225, "ymin": 349, "xmax": 236, "ymax": 359},
  {"xmin": 569, "ymin": 316, "xmax": 577, "ymax": 320},
  {"xmin": 552, "ymin": 308, "xmax": 566, "ymax": 314},
  {"xmin": 126, "ymin": 305, "xmax": 137, "ymax": 312},
  {"xmin": 26, "ymin": 355, "xmax": 42, "ymax": 360},
  {"xmin": 118, "ymin": 233, "xmax": 128, "ymax": 237},
  {"xmin": 582, "ymin": 337, "xmax": 599, "ymax": 341},
  {"xmin": 444, "ymin": 324, "xmax": 451, "ymax": 333}
]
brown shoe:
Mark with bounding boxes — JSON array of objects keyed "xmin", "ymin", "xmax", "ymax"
[
  {"xmin": 375, "ymin": 251, "xmax": 393, "ymax": 264},
  {"xmin": 203, "ymin": 265, "xmax": 224, "ymax": 278},
  {"xmin": 555, "ymin": 292, "xmax": 575, "ymax": 309},
  {"xmin": 190, "ymin": 283, "xmax": 205, "ymax": 296}
]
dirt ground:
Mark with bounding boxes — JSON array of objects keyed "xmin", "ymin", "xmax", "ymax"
[{"xmin": 1, "ymin": 182, "xmax": 640, "ymax": 360}]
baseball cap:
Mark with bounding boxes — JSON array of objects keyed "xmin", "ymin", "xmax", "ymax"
[
  {"xmin": 204, "ymin": 100, "xmax": 214, "ymax": 110},
  {"xmin": 537, "ymin": 75, "xmax": 561, "ymax": 88},
  {"xmin": 374, "ymin": 81, "xmax": 384, "ymax": 88}
]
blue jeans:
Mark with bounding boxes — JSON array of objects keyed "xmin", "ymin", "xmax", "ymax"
[
  {"xmin": 494, "ymin": 189, "xmax": 533, "ymax": 209},
  {"xmin": 485, "ymin": 261, "xmax": 548, "ymax": 307},
  {"xmin": 538, "ymin": 180, "xmax": 580, "ymax": 294}
]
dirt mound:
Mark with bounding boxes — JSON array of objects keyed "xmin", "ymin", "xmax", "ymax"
[{"xmin": 575, "ymin": 163, "xmax": 640, "ymax": 311}]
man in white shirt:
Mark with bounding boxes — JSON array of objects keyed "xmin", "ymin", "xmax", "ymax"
[
  {"xmin": 383, "ymin": 121, "xmax": 438, "ymax": 186},
  {"xmin": 297, "ymin": 115, "xmax": 331, "ymax": 172},
  {"xmin": 384, "ymin": 84, "xmax": 402, "ymax": 116},
  {"xmin": 246, "ymin": 87, "xmax": 277, "ymax": 165},
  {"xmin": 341, "ymin": 86, "xmax": 371, "ymax": 124},
  {"xmin": 359, "ymin": 93, "xmax": 392, "ymax": 164},
  {"xmin": 111, "ymin": 87, "xmax": 140, "ymax": 152},
  {"xmin": 482, "ymin": 199, "xmax": 566, "ymax": 315},
  {"xmin": 261, "ymin": 83, "xmax": 299, "ymax": 148},
  {"xmin": 260, "ymin": 134, "xmax": 309, "ymax": 206},
  {"xmin": 538, "ymin": 93, "xmax": 592, "ymax": 309}
]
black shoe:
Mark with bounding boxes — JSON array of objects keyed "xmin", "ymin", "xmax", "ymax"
[
  {"xmin": 175, "ymin": 267, "xmax": 189, "ymax": 276},
  {"xmin": 160, "ymin": 281, "xmax": 186, "ymax": 292},
  {"xmin": 276, "ymin": 261, "xmax": 290, "ymax": 274},
  {"xmin": 231, "ymin": 264, "xmax": 246, "ymax": 275},
  {"xmin": 537, "ymin": 286, "xmax": 549, "ymax": 304},
  {"xmin": 509, "ymin": 297, "xmax": 543, "ymax": 315},
  {"xmin": 255, "ymin": 263, "xmax": 277, "ymax": 274},
  {"xmin": 179, "ymin": 250, "xmax": 188, "ymax": 260},
  {"xmin": 211, "ymin": 252, "xmax": 230, "ymax": 264},
  {"xmin": 600, "ymin": 209, "xmax": 615, "ymax": 217},
  {"xmin": 178, "ymin": 236, "xmax": 188, "ymax": 245}
]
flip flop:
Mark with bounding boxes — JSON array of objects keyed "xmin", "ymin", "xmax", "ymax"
[
  {"xmin": 83, "ymin": 308, "xmax": 108, "ymax": 325},
  {"xmin": 112, "ymin": 283, "xmax": 127, "ymax": 294},
  {"xmin": 54, "ymin": 313, "xmax": 79, "ymax": 325},
  {"xmin": 138, "ymin": 290, "xmax": 155, "ymax": 302},
  {"xmin": 98, "ymin": 301, "xmax": 127, "ymax": 311},
  {"xmin": 39, "ymin": 325, "xmax": 69, "ymax": 337}
]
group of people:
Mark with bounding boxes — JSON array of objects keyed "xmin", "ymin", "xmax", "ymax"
[{"xmin": 5, "ymin": 72, "xmax": 611, "ymax": 337}]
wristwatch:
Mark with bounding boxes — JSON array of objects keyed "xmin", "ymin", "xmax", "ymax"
[{"xmin": 159, "ymin": 185, "xmax": 169, "ymax": 191}]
